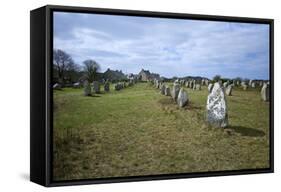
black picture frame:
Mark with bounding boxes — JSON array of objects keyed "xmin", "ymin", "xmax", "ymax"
[{"xmin": 30, "ymin": 5, "xmax": 274, "ymax": 187}]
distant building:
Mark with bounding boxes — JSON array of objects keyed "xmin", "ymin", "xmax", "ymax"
[
  {"xmin": 138, "ymin": 69, "xmax": 160, "ymax": 81},
  {"xmin": 103, "ymin": 68, "xmax": 127, "ymax": 81}
]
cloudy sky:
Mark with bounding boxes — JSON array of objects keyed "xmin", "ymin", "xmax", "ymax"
[{"xmin": 54, "ymin": 12, "xmax": 270, "ymax": 79}]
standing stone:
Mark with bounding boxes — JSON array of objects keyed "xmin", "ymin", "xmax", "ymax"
[
  {"xmin": 251, "ymin": 82, "xmax": 256, "ymax": 88},
  {"xmin": 171, "ymin": 84, "xmax": 180, "ymax": 101},
  {"xmin": 208, "ymin": 83, "xmax": 214, "ymax": 93},
  {"xmin": 225, "ymin": 85, "xmax": 233, "ymax": 96},
  {"xmin": 242, "ymin": 84, "xmax": 248, "ymax": 90},
  {"xmin": 93, "ymin": 81, "xmax": 100, "ymax": 93},
  {"xmin": 261, "ymin": 83, "xmax": 269, "ymax": 101},
  {"xmin": 104, "ymin": 81, "xmax": 110, "ymax": 92},
  {"xmin": 165, "ymin": 86, "xmax": 171, "ymax": 96},
  {"xmin": 160, "ymin": 84, "xmax": 165, "ymax": 95},
  {"xmin": 158, "ymin": 82, "xmax": 162, "ymax": 89},
  {"xmin": 83, "ymin": 80, "xmax": 91, "ymax": 96},
  {"xmin": 205, "ymin": 79, "xmax": 209, "ymax": 86},
  {"xmin": 223, "ymin": 82, "xmax": 228, "ymax": 88},
  {"xmin": 194, "ymin": 84, "xmax": 201, "ymax": 90},
  {"xmin": 185, "ymin": 81, "xmax": 189, "ymax": 88},
  {"xmin": 206, "ymin": 82, "xmax": 228, "ymax": 128},
  {"xmin": 177, "ymin": 88, "xmax": 189, "ymax": 107},
  {"xmin": 249, "ymin": 80, "xmax": 252, "ymax": 86}
]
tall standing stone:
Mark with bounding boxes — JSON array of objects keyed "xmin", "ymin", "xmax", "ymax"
[
  {"xmin": 185, "ymin": 81, "xmax": 189, "ymax": 88},
  {"xmin": 208, "ymin": 83, "xmax": 214, "ymax": 93},
  {"xmin": 206, "ymin": 82, "xmax": 228, "ymax": 128},
  {"xmin": 171, "ymin": 83, "xmax": 180, "ymax": 101},
  {"xmin": 251, "ymin": 82, "xmax": 256, "ymax": 88},
  {"xmin": 261, "ymin": 83, "xmax": 269, "ymax": 101},
  {"xmin": 83, "ymin": 80, "xmax": 91, "ymax": 96},
  {"xmin": 177, "ymin": 88, "xmax": 189, "ymax": 107},
  {"xmin": 223, "ymin": 82, "xmax": 228, "ymax": 88},
  {"xmin": 194, "ymin": 84, "xmax": 201, "ymax": 90},
  {"xmin": 225, "ymin": 85, "xmax": 233, "ymax": 96},
  {"xmin": 165, "ymin": 86, "xmax": 171, "ymax": 96},
  {"xmin": 242, "ymin": 84, "xmax": 248, "ymax": 90},
  {"xmin": 93, "ymin": 81, "xmax": 100, "ymax": 93}
]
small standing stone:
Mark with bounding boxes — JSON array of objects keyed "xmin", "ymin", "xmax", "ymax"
[
  {"xmin": 225, "ymin": 85, "xmax": 233, "ymax": 96},
  {"xmin": 208, "ymin": 83, "xmax": 214, "ymax": 93},
  {"xmin": 83, "ymin": 80, "xmax": 91, "ymax": 96},
  {"xmin": 93, "ymin": 81, "xmax": 100, "ymax": 93},
  {"xmin": 171, "ymin": 83, "xmax": 180, "ymax": 101},
  {"xmin": 261, "ymin": 83, "xmax": 269, "ymax": 101},
  {"xmin": 223, "ymin": 82, "xmax": 228, "ymax": 88},
  {"xmin": 193, "ymin": 84, "xmax": 201, "ymax": 90},
  {"xmin": 206, "ymin": 82, "xmax": 228, "ymax": 128},
  {"xmin": 242, "ymin": 84, "xmax": 248, "ymax": 90},
  {"xmin": 165, "ymin": 86, "xmax": 171, "ymax": 96},
  {"xmin": 177, "ymin": 88, "xmax": 188, "ymax": 107},
  {"xmin": 251, "ymin": 82, "xmax": 256, "ymax": 88}
]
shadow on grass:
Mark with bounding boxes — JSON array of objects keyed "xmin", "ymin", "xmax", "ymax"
[
  {"xmin": 228, "ymin": 125, "xmax": 265, "ymax": 137},
  {"xmin": 85, "ymin": 94, "xmax": 101, "ymax": 97}
]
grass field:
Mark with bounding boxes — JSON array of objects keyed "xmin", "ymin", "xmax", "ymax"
[{"xmin": 53, "ymin": 82, "xmax": 270, "ymax": 181}]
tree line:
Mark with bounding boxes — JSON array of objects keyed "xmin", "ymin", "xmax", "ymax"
[{"xmin": 53, "ymin": 49, "xmax": 101, "ymax": 86}]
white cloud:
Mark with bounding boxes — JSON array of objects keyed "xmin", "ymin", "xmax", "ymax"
[{"xmin": 54, "ymin": 12, "xmax": 269, "ymax": 79}]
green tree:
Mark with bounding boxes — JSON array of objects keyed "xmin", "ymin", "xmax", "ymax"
[{"xmin": 213, "ymin": 75, "xmax": 221, "ymax": 82}]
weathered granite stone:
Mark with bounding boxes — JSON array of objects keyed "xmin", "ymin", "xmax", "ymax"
[
  {"xmin": 206, "ymin": 82, "xmax": 228, "ymax": 128},
  {"xmin": 165, "ymin": 86, "xmax": 171, "ymax": 96},
  {"xmin": 193, "ymin": 84, "xmax": 201, "ymax": 90},
  {"xmin": 242, "ymin": 84, "xmax": 248, "ymax": 90},
  {"xmin": 223, "ymin": 82, "xmax": 228, "ymax": 88},
  {"xmin": 177, "ymin": 88, "xmax": 188, "ymax": 107},
  {"xmin": 225, "ymin": 85, "xmax": 233, "ymax": 96},
  {"xmin": 251, "ymin": 82, "xmax": 256, "ymax": 88},
  {"xmin": 83, "ymin": 80, "xmax": 91, "ymax": 96},
  {"xmin": 261, "ymin": 83, "xmax": 269, "ymax": 101},
  {"xmin": 93, "ymin": 81, "xmax": 100, "ymax": 93},
  {"xmin": 185, "ymin": 81, "xmax": 189, "ymax": 88},
  {"xmin": 171, "ymin": 83, "xmax": 180, "ymax": 101},
  {"xmin": 208, "ymin": 83, "xmax": 214, "ymax": 93}
]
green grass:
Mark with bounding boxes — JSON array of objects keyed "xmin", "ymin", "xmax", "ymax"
[{"xmin": 53, "ymin": 82, "xmax": 270, "ymax": 181}]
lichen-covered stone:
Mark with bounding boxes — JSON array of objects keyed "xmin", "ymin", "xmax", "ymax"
[
  {"xmin": 83, "ymin": 80, "xmax": 91, "ymax": 96},
  {"xmin": 177, "ymin": 88, "xmax": 188, "ymax": 107},
  {"xmin": 171, "ymin": 83, "xmax": 180, "ymax": 101},
  {"xmin": 261, "ymin": 83, "xmax": 269, "ymax": 101},
  {"xmin": 206, "ymin": 82, "xmax": 228, "ymax": 128}
]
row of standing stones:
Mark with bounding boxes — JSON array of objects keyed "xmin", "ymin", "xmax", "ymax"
[
  {"xmin": 83, "ymin": 80, "xmax": 137, "ymax": 96},
  {"xmin": 152, "ymin": 78, "xmax": 270, "ymax": 128}
]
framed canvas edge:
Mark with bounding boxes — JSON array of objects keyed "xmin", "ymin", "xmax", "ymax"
[{"xmin": 36, "ymin": 4, "xmax": 274, "ymax": 187}]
